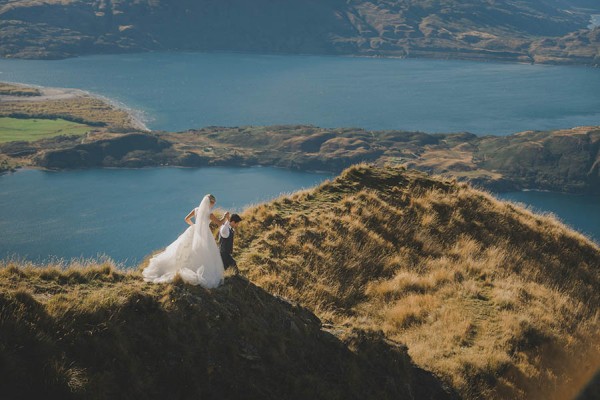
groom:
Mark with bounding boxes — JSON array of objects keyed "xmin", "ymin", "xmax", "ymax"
[{"xmin": 219, "ymin": 213, "xmax": 242, "ymax": 273}]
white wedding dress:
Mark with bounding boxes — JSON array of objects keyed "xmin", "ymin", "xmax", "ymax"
[{"xmin": 142, "ymin": 195, "xmax": 224, "ymax": 288}]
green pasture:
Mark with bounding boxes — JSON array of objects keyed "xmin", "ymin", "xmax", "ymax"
[{"xmin": 0, "ymin": 117, "xmax": 91, "ymax": 143}]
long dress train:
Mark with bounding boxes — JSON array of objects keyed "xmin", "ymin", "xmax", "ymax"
[{"xmin": 142, "ymin": 195, "xmax": 224, "ymax": 288}]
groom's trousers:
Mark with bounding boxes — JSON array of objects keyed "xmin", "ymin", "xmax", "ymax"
[{"xmin": 221, "ymin": 251, "xmax": 237, "ymax": 270}]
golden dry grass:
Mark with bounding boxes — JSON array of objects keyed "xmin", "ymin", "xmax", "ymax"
[
  {"xmin": 2, "ymin": 164, "xmax": 598, "ymax": 399},
  {"xmin": 235, "ymin": 164, "xmax": 600, "ymax": 400},
  {"xmin": 1, "ymin": 256, "xmax": 448, "ymax": 399},
  {"xmin": 0, "ymin": 82, "xmax": 42, "ymax": 96}
]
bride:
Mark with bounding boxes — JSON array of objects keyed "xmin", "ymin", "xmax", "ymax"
[{"xmin": 143, "ymin": 194, "xmax": 226, "ymax": 288}]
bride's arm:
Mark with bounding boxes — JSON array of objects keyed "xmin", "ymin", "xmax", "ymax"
[{"xmin": 184, "ymin": 209, "xmax": 196, "ymax": 226}]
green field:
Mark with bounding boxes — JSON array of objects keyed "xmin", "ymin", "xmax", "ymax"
[{"xmin": 0, "ymin": 117, "xmax": 91, "ymax": 143}]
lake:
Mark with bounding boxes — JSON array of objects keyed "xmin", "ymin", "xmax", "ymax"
[
  {"xmin": 497, "ymin": 191, "xmax": 600, "ymax": 244},
  {"xmin": 0, "ymin": 167, "xmax": 333, "ymax": 265},
  {"xmin": 0, "ymin": 52, "xmax": 599, "ymax": 135},
  {"xmin": 0, "ymin": 168, "xmax": 597, "ymax": 266},
  {"xmin": 0, "ymin": 52, "xmax": 599, "ymax": 263}
]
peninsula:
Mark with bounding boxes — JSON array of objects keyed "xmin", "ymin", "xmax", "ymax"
[{"xmin": 2, "ymin": 81, "xmax": 599, "ymax": 194}]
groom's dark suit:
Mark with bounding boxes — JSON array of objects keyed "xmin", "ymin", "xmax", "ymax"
[{"xmin": 218, "ymin": 221, "xmax": 236, "ymax": 269}]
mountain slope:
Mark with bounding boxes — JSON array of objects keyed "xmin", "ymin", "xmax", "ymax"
[
  {"xmin": 1, "ymin": 164, "xmax": 598, "ymax": 399},
  {"xmin": 236, "ymin": 164, "xmax": 600, "ymax": 399},
  {"xmin": 0, "ymin": 262, "xmax": 455, "ymax": 399},
  {"xmin": 0, "ymin": 0, "xmax": 598, "ymax": 64}
]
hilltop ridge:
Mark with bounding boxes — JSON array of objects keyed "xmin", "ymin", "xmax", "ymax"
[{"xmin": 236, "ymin": 164, "xmax": 600, "ymax": 399}]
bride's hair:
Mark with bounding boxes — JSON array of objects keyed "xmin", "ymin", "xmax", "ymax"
[{"xmin": 208, "ymin": 194, "xmax": 216, "ymax": 203}]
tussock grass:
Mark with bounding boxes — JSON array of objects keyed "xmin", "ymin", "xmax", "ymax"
[
  {"xmin": 236, "ymin": 163, "xmax": 600, "ymax": 400},
  {"xmin": 0, "ymin": 255, "xmax": 454, "ymax": 399},
  {"xmin": 2, "ymin": 164, "xmax": 598, "ymax": 399}
]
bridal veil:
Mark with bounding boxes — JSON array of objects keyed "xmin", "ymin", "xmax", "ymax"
[{"xmin": 142, "ymin": 195, "xmax": 224, "ymax": 288}]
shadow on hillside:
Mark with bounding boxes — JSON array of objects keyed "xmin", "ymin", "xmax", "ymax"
[{"xmin": 0, "ymin": 274, "xmax": 457, "ymax": 400}]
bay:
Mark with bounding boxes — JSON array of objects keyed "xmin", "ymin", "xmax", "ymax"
[
  {"xmin": 0, "ymin": 167, "xmax": 332, "ymax": 265},
  {"xmin": 0, "ymin": 52, "xmax": 598, "ymax": 135}
]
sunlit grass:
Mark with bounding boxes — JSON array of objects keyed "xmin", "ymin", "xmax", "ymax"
[
  {"xmin": 236, "ymin": 163, "xmax": 600, "ymax": 400},
  {"xmin": 2, "ymin": 163, "xmax": 598, "ymax": 399},
  {"xmin": 0, "ymin": 117, "xmax": 91, "ymax": 142}
]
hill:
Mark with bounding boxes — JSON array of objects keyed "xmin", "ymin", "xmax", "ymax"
[
  {"xmin": 0, "ymin": 261, "xmax": 455, "ymax": 399},
  {"xmin": 235, "ymin": 164, "xmax": 600, "ymax": 399},
  {"xmin": 0, "ymin": 0, "xmax": 598, "ymax": 65},
  {"xmin": 1, "ymin": 164, "xmax": 599, "ymax": 398},
  {"xmin": 2, "ymin": 81, "xmax": 599, "ymax": 195}
]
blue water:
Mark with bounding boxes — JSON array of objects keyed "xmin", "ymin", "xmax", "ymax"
[
  {"xmin": 497, "ymin": 191, "xmax": 600, "ymax": 244},
  {"xmin": 0, "ymin": 53, "xmax": 599, "ymax": 263},
  {"xmin": 0, "ymin": 167, "xmax": 332, "ymax": 265},
  {"xmin": 0, "ymin": 52, "xmax": 599, "ymax": 135}
]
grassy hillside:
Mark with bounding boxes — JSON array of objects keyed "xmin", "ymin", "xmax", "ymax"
[
  {"xmin": 235, "ymin": 164, "xmax": 600, "ymax": 399},
  {"xmin": 0, "ymin": 81, "xmax": 146, "ymax": 172},
  {"xmin": 0, "ymin": 260, "xmax": 455, "ymax": 399},
  {"xmin": 1, "ymin": 164, "xmax": 598, "ymax": 399}
]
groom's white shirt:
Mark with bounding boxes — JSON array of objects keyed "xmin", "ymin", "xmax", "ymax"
[{"xmin": 219, "ymin": 220, "xmax": 231, "ymax": 238}]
